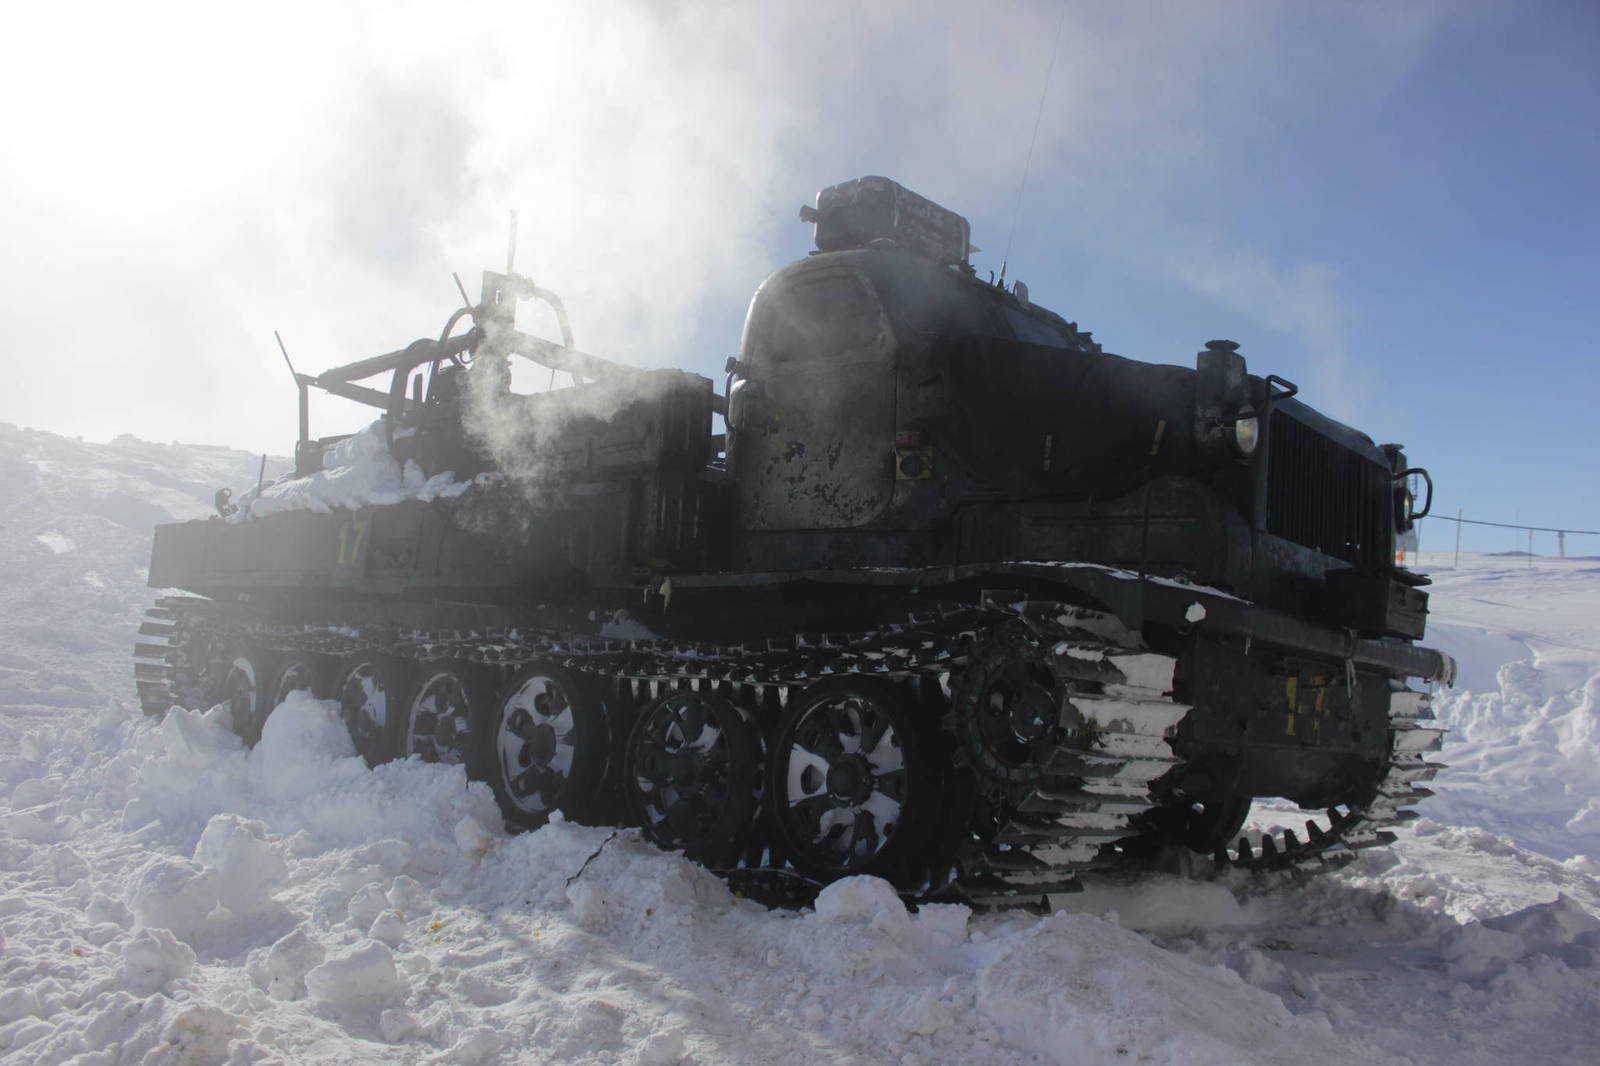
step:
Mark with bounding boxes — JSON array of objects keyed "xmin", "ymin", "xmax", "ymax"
[
  {"xmin": 1392, "ymin": 727, "xmax": 1446, "ymax": 754},
  {"xmin": 135, "ymin": 679, "xmax": 172, "ymax": 701},
  {"xmin": 1388, "ymin": 690, "xmax": 1434, "ymax": 720},
  {"xmin": 955, "ymin": 874, "xmax": 1084, "ymax": 901},
  {"xmin": 1386, "ymin": 762, "xmax": 1444, "ymax": 783},
  {"xmin": 978, "ymin": 848, "xmax": 1052, "ymax": 873},
  {"xmin": 993, "ymin": 821, "xmax": 1132, "ymax": 848},
  {"xmin": 1072, "ymin": 696, "xmax": 1189, "ymax": 737},
  {"xmin": 1018, "ymin": 787, "xmax": 1153, "ymax": 818}
]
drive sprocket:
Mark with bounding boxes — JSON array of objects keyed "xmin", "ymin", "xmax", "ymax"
[{"xmin": 949, "ymin": 629, "xmax": 1074, "ymax": 797}]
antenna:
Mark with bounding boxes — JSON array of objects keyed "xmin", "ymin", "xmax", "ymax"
[
  {"xmin": 999, "ymin": 6, "xmax": 1067, "ymax": 281},
  {"xmin": 452, "ymin": 272, "xmax": 473, "ymax": 309},
  {"xmin": 506, "ymin": 209, "xmax": 519, "ymax": 275},
  {"xmin": 275, "ymin": 330, "xmax": 311, "ymax": 445},
  {"xmin": 273, "ymin": 330, "xmax": 297, "ymax": 379}
]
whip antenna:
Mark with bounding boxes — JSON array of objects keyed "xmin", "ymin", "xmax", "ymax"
[
  {"xmin": 506, "ymin": 209, "xmax": 519, "ymax": 275},
  {"xmin": 275, "ymin": 330, "xmax": 312, "ymax": 444},
  {"xmin": 273, "ymin": 330, "xmax": 297, "ymax": 379},
  {"xmin": 999, "ymin": 5, "xmax": 1067, "ymax": 286}
]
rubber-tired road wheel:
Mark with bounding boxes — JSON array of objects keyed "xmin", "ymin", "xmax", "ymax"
[
  {"xmin": 219, "ymin": 647, "xmax": 276, "ymax": 746},
  {"xmin": 334, "ymin": 652, "xmax": 411, "ymax": 765},
  {"xmin": 480, "ymin": 663, "xmax": 605, "ymax": 829},
  {"xmin": 405, "ymin": 661, "xmax": 492, "ymax": 767},
  {"xmin": 624, "ymin": 687, "xmax": 760, "ymax": 867},
  {"xmin": 765, "ymin": 678, "xmax": 938, "ymax": 887}
]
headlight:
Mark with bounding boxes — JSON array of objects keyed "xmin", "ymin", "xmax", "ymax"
[
  {"xmin": 1229, "ymin": 415, "xmax": 1259, "ymax": 459},
  {"xmin": 1395, "ymin": 485, "xmax": 1416, "ymax": 533}
]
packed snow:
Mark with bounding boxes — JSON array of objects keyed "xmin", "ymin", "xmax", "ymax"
[
  {"xmin": 2, "ymin": 427, "xmax": 1599, "ymax": 1065},
  {"xmin": 1411, "ymin": 555, "xmax": 1600, "ymax": 863}
]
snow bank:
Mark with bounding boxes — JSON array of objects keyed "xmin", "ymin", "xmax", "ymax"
[
  {"xmin": 1439, "ymin": 894, "xmax": 1600, "ymax": 978},
  {"xmin": 0, "ymin": 693, "xmax": 1477, "ymax": 1066},
  {"xmin": 1429, "ymin": 664, "xmax": 1600, "ymax": 860},
  {"xmin": 236, "ymin": 420, "xmax": 471, "ymax": 520},
  {"xmin": 977, "ymin": 912, "xmax": 1371, "ymax": 1066},
  {"xmin": 1, "ymin": 693, "xmax": 1598, "ymax": 1065}
]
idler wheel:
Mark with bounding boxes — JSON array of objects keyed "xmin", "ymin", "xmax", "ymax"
[
  {"xmin": 623, "ymin": 688, "xmax": 760, "ymax": 867},
  {"xmin": 766, "ymin": 678, "xmax": 937, "ymax": 886},
  {"xmin": 405, "ymin": 662, "xmax": 492, "ymax": 768},
  {"xmin": 951, "ymin": 638, "xmax": 1067, "ymax": 794},
  {"xmin": 480, "ymin": 663, "xmax": 604, "ymax": 829},
  {"xmin": 334, "ymin": 652, "xmax": 413, "ymax": 766},
  {"xmin": 1129, "ymin": 792, "xmax": 1253, "ymax": 858}
]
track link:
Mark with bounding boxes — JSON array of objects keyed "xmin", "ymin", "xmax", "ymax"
[
  {"xmin": 1211, "ymin": 684, "xmax": 1445, "ymax": 875},
  {"xmin": 133, "ymin": 593, "xmax": 1444, "ymax": 907},
  {"xmin": 945, "ymin": 602, "xmax": 1189, "ymax": 907}
]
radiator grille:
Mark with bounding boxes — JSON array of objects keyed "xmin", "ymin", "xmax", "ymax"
[{"xmin": 1266, "ymin": 411, "xmax": 1391, "ymax": 568}]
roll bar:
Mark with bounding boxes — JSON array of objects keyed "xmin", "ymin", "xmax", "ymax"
[{"xmin": 293, "ymin": 270, "xmax": 642, "ymax": 446}]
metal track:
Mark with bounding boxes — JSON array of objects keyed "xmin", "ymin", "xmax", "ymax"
[
  {"xmin": 1212, "ymin": 684, "xmax": 1444, "ymax": 874},
  {"xmin": 132, "ymin": 597, "xmax": 217, "ymax": 716},
  {"xmin": 132, "ymin": 593, "xmax": 1444, "ymax": 908}
]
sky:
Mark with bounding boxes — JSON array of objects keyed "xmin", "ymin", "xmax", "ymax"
[{"xmin": 1, "ymin": 0, "xmax": 1595, "ymax": 554}]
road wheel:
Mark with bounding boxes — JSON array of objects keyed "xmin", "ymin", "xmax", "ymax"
[
  {"xmin": 218, "ymin": 647, "xmax": 276, "ymax": 746},
  {"xmin": 480, "ymin": 663, "xmax": 605, "ymax": 829},
  {"xmin": 334, "ymin": 652, "xmax": 411, "ymax": 765},
  {"xmin": 623, "ymin": 687, "xmax": 760, "ymax": 867},
  {"xmin": 405, "ymin": 662, "xmax": 494, "ymax": 767},
  {"xmin": 268, "ymin": 652, "xmax": 332, "ymax": 708},
  {"xmin": 765, "ymin": 678, "xmax": 938, "ymax": 887}
]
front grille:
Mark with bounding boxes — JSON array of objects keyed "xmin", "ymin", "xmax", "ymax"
[{"xmin": 1265, "ymin": 411, "xmax": 1391, "ymax": 568}]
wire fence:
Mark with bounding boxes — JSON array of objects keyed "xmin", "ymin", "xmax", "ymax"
[{"xmin": 1417, "ymin": 510, "xmax": 1600, "ymax": 567}]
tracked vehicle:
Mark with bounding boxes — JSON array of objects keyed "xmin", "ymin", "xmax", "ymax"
[{"xmin": 138, "ymin": 177, "xmax": 1453, "ymax": 906}]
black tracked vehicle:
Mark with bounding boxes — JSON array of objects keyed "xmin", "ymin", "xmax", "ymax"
[{"xmin": 138, "ymin": 177, "xmax": 1453, "ymax": 906}]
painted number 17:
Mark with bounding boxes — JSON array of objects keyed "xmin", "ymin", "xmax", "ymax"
[{"xmin": 337, "ymin": 515, "xmax": 371, "ymax": 566}]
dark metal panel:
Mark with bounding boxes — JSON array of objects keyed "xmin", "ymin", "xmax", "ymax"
[
  {"xmin": 736, "ymin": 271, "xmax": 898, "ymax": 530},
  {"xmin": 1177, "ymin": 641, "xmax": 1393, "ymax": 804},
  {"xmin": 667, "ymin": 561, "xmax": 1454, "ymax": 683}
]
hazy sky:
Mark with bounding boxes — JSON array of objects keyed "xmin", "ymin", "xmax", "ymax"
[{"xmin": 2, "ymin": 1, "xmax": 1595, "ymax": 553}]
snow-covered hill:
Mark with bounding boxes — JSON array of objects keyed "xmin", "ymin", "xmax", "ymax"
[
  {"xmin": 0, "ymin": 424, "xmax": 289, "ymax": 742},
  {"xmin": 1421, "ymin": 556, "xmax": 1600, "ymax": 861},
  {"xmin": 2, "ymin": 427, "xmax": 1597, "ymax": 1065}
]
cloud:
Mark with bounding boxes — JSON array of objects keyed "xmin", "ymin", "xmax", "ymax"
[
  {"xmin": 0, "ymin": 0, "xmax": 1464, "ymax": 452},
  {"xmin": 1163, "ymin": 244, "xmax": 1360, "ymax": 415}
]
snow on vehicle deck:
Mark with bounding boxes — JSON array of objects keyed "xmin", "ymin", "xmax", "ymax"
[{"xmin": 235, "ymin": 421, "xmax": 472, "ymax": 521}]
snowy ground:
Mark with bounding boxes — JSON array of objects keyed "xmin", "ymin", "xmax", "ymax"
[{"xmin": 2, "ymin": 427, "xmax": 1598, "ymax": 1066}]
